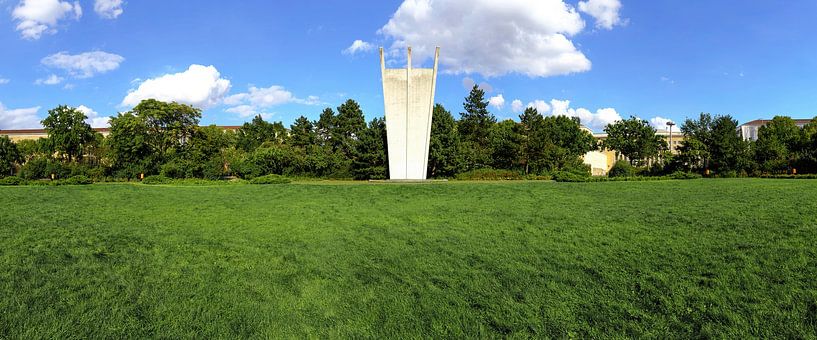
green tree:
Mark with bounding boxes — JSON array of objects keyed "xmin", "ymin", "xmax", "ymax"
[
  {"xmin": 352, "ymin": 118, "xmax": 388, "ymax": 180},
  {"xmin": 519, "ymin": 107, "xmax": 545, "ymax": 174},
  {"xmin": 333, "ymin": 99, "xmax": 367, "ymax": 157},
  {"xmin": 107, "ymin": 112, "xmax": 153, "ymax": 175},
  {"xmin": 535, "ymin": 115, "xmax": 596, "ymax": 172},
  {"xmin": 603, "ymin": 117, "xmax": 666, "ymax": 166},
  {"xmin": 128, "ymin": 99, "xmax": 201, "ymax": 156},
  {"xmin": 290, "ymin": 116, "xmax": 317, "ymax": 148},
  {"xmin": 458, "ymin": 85, "xmax": 496, "ymax": 144},
  {"xmin": 754, "ymin": 116, "xmax": 802, "ymax": 173},
  {"xmin": 677, "ymin": 113, "xmax": 715, "ymax": 172},
  {"xmin": 0, "ymin": 136, "xmax": 20, "ymax": 177},
  {"xmin": 41, "ymin": 105, "xmax": 97, "ymax": 162},
  {"xmin": 316, "ymin": 108, "xmax": 336, "ymax": 146},
  {"xmin": 709, "ymin": 115, "xmax": 750, "ymax": 174},
  {"xmin": 427, "ymin": 104, "xmax": 460, "ymax": 178},
  {"xmin": 489, "ymin": 120, "xmax": 522, "ymax": 170},
  {"xmin": 236, "ymin": 115, "xmax": 286, "ymax": 151}
]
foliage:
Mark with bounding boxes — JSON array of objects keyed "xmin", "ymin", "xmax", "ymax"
[
  {"xmin": 489, "ymin": 120, "xmax": 522, "ymax": 170},
  {"xmin": 754, "ymin": 116, "xmax": 803, "ymax": 173},
  {"xmin": 141, "ymin": 175, "xmax": 171, "ymax": 185},
  {"xmin": 0, "ymin": 136, "xmax": 20, "ymax": 177},
  {"xmin": 608, "ymin": 160, "xmax": 637, "ymax": 177},
  {"xmin": 59, "ymin": 175, "xmax": 93, "ymax": 185},
  {"xmin": 427, "ymin": 104, "xmax": 460, "ymax": 178},
  {"xmin": 455, "ymin": 168, "xmax": 524, "ymax": 181},
  {"xmin": 351, "ymin": 118, "xmax": 388, "ymax": 180},
  {"xmin": 604, "ymin": 117, "xmax": 666, "ymax": 166},
  {"xmin": 249, "ymin": 174, "xmax": 292, "ymax": 184},
  {"xmin": 236, "ymin": 115, "xmax": 287, "ymax": 151},
  {"xmin": 41, "ymin": 105, "xmax": 98, "ymax": 162},
  {"xmin": 457, "ymin": 85, "xmax": 496, "ymax": 170},
  {"xmin": 678, "ymin": 113, "xmax": 750, "ymax": 175},
  {"xmin": 0, "ymin": 176, "xmax": 24, "ymax": 186},
  {"xmin": 129, "ymin": 99, "xmax": 201, "ymax": 156}
]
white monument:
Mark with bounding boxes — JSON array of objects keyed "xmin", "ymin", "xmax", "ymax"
[{"xmin": 380, "ymin": 46, "xmax": 440, "ymax": 180}]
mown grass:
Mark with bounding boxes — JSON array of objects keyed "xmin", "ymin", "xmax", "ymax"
[{"xmin": 1, "ymin": 179, "xmax": 816, "ymax": 338}]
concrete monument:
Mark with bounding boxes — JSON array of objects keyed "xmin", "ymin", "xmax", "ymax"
[{"xmin": 380, "ymin": 46, "xmax": 440, "ymax": 180}]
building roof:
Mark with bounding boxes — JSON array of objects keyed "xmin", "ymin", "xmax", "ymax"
[
  {"xmin": 0, "ymin": 126, "xmax": 241, "ymax": 135},
  {"xmin": 739, "ymin": 119, "xmax": 812, "ymax": 127}
]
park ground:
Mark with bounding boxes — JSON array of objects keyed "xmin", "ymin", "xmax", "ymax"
[{"xmin": 1, "ymin": 179, "xmax": 816, "ymax": 338}]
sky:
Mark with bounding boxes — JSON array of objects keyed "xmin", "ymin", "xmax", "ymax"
[{"xmin": 1, "ymin": 0, "xmax": 816, "ymax": 132}]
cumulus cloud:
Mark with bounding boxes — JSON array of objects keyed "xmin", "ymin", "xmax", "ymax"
[
  {"xmin": 225, "ymin": 85, "xmax": 320, "ymax": 118},
  {"xmin": 488, "ymin": 94, "xmax": 505, "ymax": 109},
  {"xmin": 35, "ymin": 74, "xmax": 64, "ymax": 85},
  {"xmin": 12, "ymin": 0, "xmax": 82, "ymax": 40},
  {"xmin": 527, "ymin": 100, "xmax": 552, "ymax": 114},
  {"xmin": 94, "ymin": 0, "xmax": 123, "ymax": 19},
  {"xmin": 549, "ymin": 99, "xmax": 622, "ymax": 130},
  {"xmin": 121, "ymin": 65, "xmax": 231, "ymax": 109},
  {"xmin": 379, "ymin": 0, "xmax": 592, "ymax": 77},
  {"xmin": 649, "ymin": 116, "xmax": 675, "ymax": 131},
  {"xmin": 343, "ymin": 40, "xmax": 374, "ymax": 55},
  {"xmin": 578, "ymin": 0, "xmax": 623, "ymax": 30},
  {"xmin": 77, "ymin": 105, "xmax": 110, "ymax": 128},
  {"xmin": 42, "ymin": 51, "xmax": 125, "ymax": 78},
  {"xmin": 511, "ymin": 99, "xmax": 524, "ymax": 113},
  {"xmin": 0, "ymin": 103, "xmax": 41, "ymax": 129}
]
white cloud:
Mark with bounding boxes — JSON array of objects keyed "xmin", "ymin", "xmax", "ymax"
[
  {"xmin": 35, "ymin": 74, "xmax": 64, "ymax": 85},
  {"xmin": 0, "ymin": 103, "xmax": 41, "ymax": 129},
  {"xmin": 77, "ymin": 105, "xmax": 110, "ymax": 128},
  {"xmin": 578, "ymin": 0, "xmax": 623, "ymax": 30},
  {"xmin": 380, "ymin": 0, "xmax": 592, "ymax": 77},
  {"xmin": 527, "ymin": 100, "xmax": 552, "ymax": 114},
  {"xmin": 649, "ymin": 116, "xmax": 675, "ymax": 131},
  {"xmin": 511, "ymin": 99, "xmax": 524, "ymax": 113},
  {"xmin": 343, "ymin": 40, "xmax": 374, "ymax": 55},
  {"xmin": 488, "ymin": 94, "xmax": 505, "ymax": 110},
  {"xmin": 12, "ymin": 0, "xmax": 82, "ymax": 40},
  {"xmin": 121, "ymin": 64, "xmax": 231, "ymax": 109},
  {"xmin": 660, "ymin": 76, "xmax": 675, "ymax": 84},
  {"xmin": 461, "ymin": 77, "xmax": 493, "ymax": 92},
  {"xmin": 94, "ymin": 0, "xmax": 123, "ymax": 19},
  {"xmin": 41, "ymin": 51, "xmax": 125, "ymax": 78},
  {"xmin": 0, "ymin": 78, "xmax": 9, "ymax": 85},
  {"xmin": 550, "ymin": 99, "xmax": 622, "ymax": 130},
  {"xmin": 224, "ymin": 85, "xmax": 320, "ymax": 117}
]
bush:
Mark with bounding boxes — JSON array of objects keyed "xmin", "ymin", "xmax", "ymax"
[
  {"xmin": 669, "ymin": 171, "xmax": 702, "ymax": 180},
  {"xmin": 19, "ymin": 157, "xmax": 49, "ymax": 180},
  {"xmin": 250, "ymin": 174, "xmax": 291, "ymax": 185},
  {"xmin": 553, "ymin": 171, "xmax": 591, "ymax": 182},
  {"xmin": 608, "ymin": 160, "xmax": 636, "ymax": 178},
  {"xmin": 58, "ymin": 175, "xmax": 93, "ymax": 185},
  {"xmin": 142, "ymin": 175, "xmax": 171, "ymax": 185},
  {"xmin": 0, "ymin": 176, "xmax": 24, "ymax": 186},
  {"xmin": 456, "ymin": 168, "xmax": 524, "ymax": 181}
]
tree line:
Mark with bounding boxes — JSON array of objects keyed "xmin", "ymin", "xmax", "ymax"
[{"xmin": 1, "ymin": 85, "xmax": 817, "ymax": 181}]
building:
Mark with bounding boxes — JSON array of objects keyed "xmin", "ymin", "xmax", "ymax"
[
  {"xmin": 583, "ymin": 128, "xmax": 685, "ymax": 176},
  {"xmin": 737, "ymin": 119, "xmax": 812, "ymax": 141}
]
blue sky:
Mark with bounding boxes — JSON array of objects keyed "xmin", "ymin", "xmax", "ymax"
[{"xmin": 1, "ymin": 0, "xmax": 816, "ymax": 132}]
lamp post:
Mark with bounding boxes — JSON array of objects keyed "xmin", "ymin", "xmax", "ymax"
[{"xmin": 666, "ymin": 121, "xmax": 676, "ymax": 154}]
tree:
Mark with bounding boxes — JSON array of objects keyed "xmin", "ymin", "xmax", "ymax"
[
  {"xmin": 427, "ymin": 104, "xmax": 460, "ymax": 178},
  {"xmin": 535, "ymin": 115, "xmax": 596, "ymax": 172},
  {"xmin": 709, "ymin": 115, "xmax": 750, "ymax": 174},
  {"xmin": 754, "ymin": 116, "xmax": 802, "ymax": 173},
  {"xmin": 458, "ymin": 85, "xmax": 496, "ymax": 144},
  {"xmin": 519, "ymin": 107, "xmax": 545, "ymax": 174},
  {"xmin": 236, "ymin": 115, "xmax": 286, "ymax": 151},
  {"xmin": 316, "ymin": 108, "xmax": 336, "ymax": 146},
  {"xmin": 41, "ymin": 105, "xmax": 97, "ymax": 162},
  {"xmin": 0, "ymin": 136, "xmax": 20, "ymax": 177},
  {"xmin": 489, "ymin": 120, "xmax": 522, "ymax": 170},
  {"xmin": 677, "ymin": 113, "xmax": 715, "ymax": 172},
  {"xmin": 290, "ymin": 116, "xmax": 317, "ymax": 148},
  {"xmin": 603, "ymin": 117, "xmax": 666, "ymax": 166},
  {"xmin": 108, "ymin": 112, "xmax": 153, "ymax": 175},
  {"xmin": 352, "ymin": 118, "xmax": 389, "ymax": 180},
  {"xmin": 333, "ymin": 99, "xmax": 367, "ymax": 156},
  {"xmin": 128, "ymin": 99, "xmax": 201, "ymax": 156}
]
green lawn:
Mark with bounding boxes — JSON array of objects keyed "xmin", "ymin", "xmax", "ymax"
[{"xmin": 1, "ymin": 180, "xmax": 816, "ymax": 338}]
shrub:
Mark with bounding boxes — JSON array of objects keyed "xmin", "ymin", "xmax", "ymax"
[
  {"xmin": 553, "ymin": 171, "xmax": 591, "ymax": 182},
  {"xmin": 608, "ymin": 160, "xmax": 636, "ymax": 178},
  {"xmin": 456, "ymin": 168, "xmax": 524, "ymax": 181},
  {"xmin": 0, "ymin": 176, "xmax": 24, "ymax": 186},
  {"xmin": 58, "ymin": 175, "xmax": 93, "ymax": 185},
  {"xmin": 142, "ymin": 175, "xmax": 171, "ymax": 185},
  {"xmin": 250, "ymin": 174, "xmax": 291, "ymax": 185},
  {"xmin": 669, "ymin": 171, "xmax": 702, "ymax": 180},
  {"xmin": 19, "ymin": 157, "xmax": 49, "ymax": 180}
]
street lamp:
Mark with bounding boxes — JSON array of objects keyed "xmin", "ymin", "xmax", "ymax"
[{"xmin": 666, "ymin": 121, "xmax": 676, "ymax": 154}]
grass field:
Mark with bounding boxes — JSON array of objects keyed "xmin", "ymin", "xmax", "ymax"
[{"xmin": 1, "ymin": 180, "xmax": 816, "ymax": 338}]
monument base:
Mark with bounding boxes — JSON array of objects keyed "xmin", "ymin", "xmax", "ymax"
[{"xmin": 367, "ymin": 179, "xmax": 449, "ymax": 184}]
